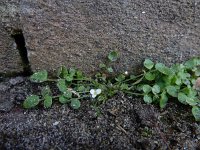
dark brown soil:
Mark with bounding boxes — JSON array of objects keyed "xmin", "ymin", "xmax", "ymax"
[{"xmin": 0, "ymin": 76, "xmax": 200, "ymax": 150}]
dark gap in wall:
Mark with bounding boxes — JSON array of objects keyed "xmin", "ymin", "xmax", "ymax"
[{"xmin": 11, "ymin": 29, "xmax": 32, "ymax": 76}]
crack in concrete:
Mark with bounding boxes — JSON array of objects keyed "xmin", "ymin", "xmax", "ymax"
[{"xmin": 11, "ymin": 29, "xmax": 32, "ymax": 76}]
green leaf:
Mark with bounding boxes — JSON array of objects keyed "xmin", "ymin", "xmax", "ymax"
[
  {"xmin": 153, "ymin": 95, "xmax": 160, "ymax": 102},
  {"xmin": 65, "ymin": 75, "xmax": 73, "ymax": 82},
  {"xmin": 192, "ymin": 106, "xmax": 200, "ymax": 121},
  {"xmin": 76, "ymin": 70, "xmax": 84, "ymax": 79},
  {"xmin": 57, "ymin": 79, "xmax": 67, "ymax": 93},
  {"xmin": 174, "ymin": 76, "xmax": 182, "ymax": 85},
  {"xmin": 195, "ymin": 68, "xmax": 200, "ymax": 76},
  {"xmin": 99, "ymin": 63, "xmax": 107, "ymax": 69},
  {"xmin": 107, "ymin": 67, "xmax": 114, "ymax": 73},
  {"xmin": 155, "ymin": 63, "xmax": 174, "ymax": 76},
  {"xmin": 166, "ymin": 85, "xmax": 178, "ymax": 97},
  {"xmin": 108, "ymin": 51, "xmax": 118, "ymax": 62},
  {"xmin": 30, "ymin": 70, "xmax": 48, "ymax": 83},
  {"xmin": 145, "ymin": 72, "xmax": 156, "ymax": 81},
  {"xmin": 63, "ymin": 90, "xmax": 72, "ymax": 99},
  {"xmin": 57, "ymin": 66, "xmax": 68, "ymax": 78},
  {"xmin": 59, "ymin": 95, "xmax": 70, "ymax": 104},
  {"xmin": 186, "ymin": 97, "xmax": 199, "ymax": 106},
  {"xmin": 77, "ymin": 85, "xmax": 85, "ymax": 92},
  {"xmin": 160, "ymin": 91, "xmax": 168, "ymax": 108},
  {"xmin": 44, "ymin": 95, "xmax": 52, "ymax": 108},
  {"xmin": 115, "ymin": 74, "xmax": 125, "ymax": 82},
  {"xmin": 23, "ymin": 95, "xmax": 40, "ymax": 109},
  {"xmin": 144, "ymin": 59, "xmax": 154, "ymax": 69},
  {"xmin": 178, "ymin": 92, "xmax": 188, "ymax": 105},
  {"xmin": 41, "ymin": 86, "xmax": 52, "ymax": 97},
  {"xmin": 177, "ymin": 72, "xmax": 190, "ymax": 80},
  {"xmin": 120, "ymin": 83, "xmax": 129, "ymax": 90},
  {"xmin": 69, "ymin": 68, "xmax": 76, "ymax": 76},
  {"xmin": 185, "ymin": 58, "xmax": 199, "ymax": 69},
  {"xmin": 70, "ymin": 99, "xmax": 81, "ymax": 109},
  {"xmin": 143, "ymin": 95, "xmax": 153, "ymax": 104},
  {"xmin": 187, "ymin": 88, "xmax": 197, "ymax": 97},
  {"xmin": 152, "ymin": 84, "xmax": 160, "ymax": 94},
  {"xmin": 142, "ymin": 85, "xmax": 152, "ymax": 94}
]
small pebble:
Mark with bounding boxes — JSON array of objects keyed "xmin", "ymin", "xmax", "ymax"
[
  {"xmin": 53, "ymin": 121, "xmax": 60, "ymax": 126},
  {"xmin": 9, "ymin": 77, "xmax": 24, "ymax": 85}
]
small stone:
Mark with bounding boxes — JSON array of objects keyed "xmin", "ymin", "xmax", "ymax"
[
  {"xmin": 9, "ymin": 77, "xmax": 24, "ymax": 85},
  {"xmin": 142, "ymin": 11, "xmax": 146, "ymax": 14},
  {"xmin": 14, "ymin": 93, "xmax": 26, "ymax": 105},
  {"xmin": 0, "ymin": 84, "xmax": 9, "ymax": 92},
  {"xmin": 53, "ymin": 121, "xmax": 60, "ymax": 126}
]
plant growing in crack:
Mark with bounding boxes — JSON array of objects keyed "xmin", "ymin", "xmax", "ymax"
[{"xmin": 23, "ymin": 51, "xmax": 200, "ymax": 121}]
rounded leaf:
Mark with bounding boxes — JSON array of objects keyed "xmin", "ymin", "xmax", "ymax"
[
  {"xmin": 65, "ymin": 75, "xmax": 73, "ymax": 82},
  {"xmin": 69, "ymin": 68, "xmax": 76, "ymax": 76},
  {"xmin": 44, "ymin": 95, "xmax": 52, "ymax": 108},
  {"xmin": 99, "ymin": 63, "xmax": 107, "ymax": 69},
  {"xmin": 23, "ymin": 95, "xmax": 40, "ymax": 109},
  {"xmin": 160, "ymin": 91, "xmax": 168, "ymax": 108},
  {"xmin": 144, "ymin": 59, "xmax": 154, "ymax": 69},
  {"xmin": 59, "ymin": 95, "xmax": 70, "ymax": 104},
  {"xmin": 63, "ymin": 90, "xmax": 72, "ymax": 99},
  {"xmin": 152, "ymin": 85, "xmax": 160, "ymax": 94},
  {"xmin": 143, "ymin": 95, "xmax": 153, "ymax": 104},
  {"xmin": 142, "ymin": 85, "xmax": 152, "ymax": 94},
  {"xmin": 185, "ymin": 58, "xmax": 198, "ymax": 69},
  {"xmin": 166, "ymin": 86, "xmax": 178, "ymax": 97},
  {"xmin": 57, "ymin": 79, "xmax": 67, "ymax": 93},
  {"xmin": 30, "ymin": 70, "xmax": 48, "ymax": 83},
  {"xmin": 192, "ymin": 106, "xmax": 200, "ymax": 121},
  {"xmin": 155, "ymin": 63, "xmax": 174, "ymax": 75},
  {"xmin": 186, "ymin": 97, "xmax": 199, "ymax": 106},
  {"xmin": 57, "ymin": 66, "xmax": 68, "ymax": 79},
  {"xmin": 41, "ymin": 86, "xmax": 52, "ymax": 97},
  {"xmin": 107, "ymin": 67, "xmax": 114, "ymax": 73},
  {"xmin": 108, "ymin": 51, "xmax": 118, "ymax": 62},
  {"xmin": 70, "ymin": 99, "xmax": 81, "ymax": 109},
  {"xmin": 178, "ymin": 92, "xmax": 188, "ymax": 105},
  {"xmin": 145, "ymin": 72, "xmax": 156, "ymax": 81}
]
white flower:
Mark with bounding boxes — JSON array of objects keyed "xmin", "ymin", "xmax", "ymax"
[
  {"xmin": 90, "ymin": 89, "xmax": 102, "ymax": 98},
  {"xmin": 124, "ymin": 71, "xmax": 128, "ymax": 75}
]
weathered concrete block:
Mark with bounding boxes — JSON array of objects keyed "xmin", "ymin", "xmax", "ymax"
[
  {"xmin": 0, "ymin": 24, "xmax": 23, "ymax": 75},
  {"xmin": 20, "ymin": 0, "xmax": 200, "ymax": 74},
  {"xmin": 0, "ymin": 0, "xmax": 23, "ymax": 74}
]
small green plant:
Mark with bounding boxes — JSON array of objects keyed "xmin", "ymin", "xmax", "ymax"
[{"xmin": 23, "ymin": 51, "xmax": 200, "ymax": 121}]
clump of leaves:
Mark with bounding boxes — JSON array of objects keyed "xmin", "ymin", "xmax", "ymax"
[
  {"xmin": 24, "ymin": 67, "xmax": 93, "ymax": 109},
  {"xmin": 140, "ymin": 58, "xmax": 200, "ymax": 121},
  {"xmin": 23, "ymin": 51, "xmax": 200, "ymax": 121}
]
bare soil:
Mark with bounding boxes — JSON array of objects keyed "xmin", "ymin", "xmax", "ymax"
[{"xmin": 0, "ymin": 76, "xmax": 200, "ymax": 150}]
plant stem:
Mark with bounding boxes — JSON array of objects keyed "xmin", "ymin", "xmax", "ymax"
[
  {"xmin": 123, "ymin": 90, "xmax": 144, "ymax": 96},
  {"xmin": 47, "ymin": 79, "xmax": 58, "ymax": 82}
]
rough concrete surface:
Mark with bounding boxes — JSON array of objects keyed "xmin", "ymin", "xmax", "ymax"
[
  {"xmin": 0, "ymin": 0, "xmax": 23, "ymax": 74},
  {"xmin": 19, "ymin": 0, "xmax": 200, "ymax": 73},
  {"xmin": 0, "ymin": 0, "xmax": 200, "ymax": 74},
  {"xmin": 0, "ymin": 23, "xmax": 23, "ymax": 74}
]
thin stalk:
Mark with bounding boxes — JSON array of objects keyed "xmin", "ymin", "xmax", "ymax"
[
  {"xmin": 123, "ymin": 90, "xmax": 144, "ymax": 96},
  {"xmin": 47, "ymin": 79, "xmax": 58, "ymax": 82}
]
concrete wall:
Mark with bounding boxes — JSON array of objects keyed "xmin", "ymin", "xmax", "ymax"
[
  {"xmin": 1, "ymin": 0, "xmax": 200, "ymax": 75},
  {"xmin": 0, "ymin": 0, "xmax": 23, "ymax": 74}
]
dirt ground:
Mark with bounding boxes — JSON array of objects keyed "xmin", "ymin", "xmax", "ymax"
[{"xmin": 0, "ymin": 76, "xmax": 200, "ymax": 150}]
